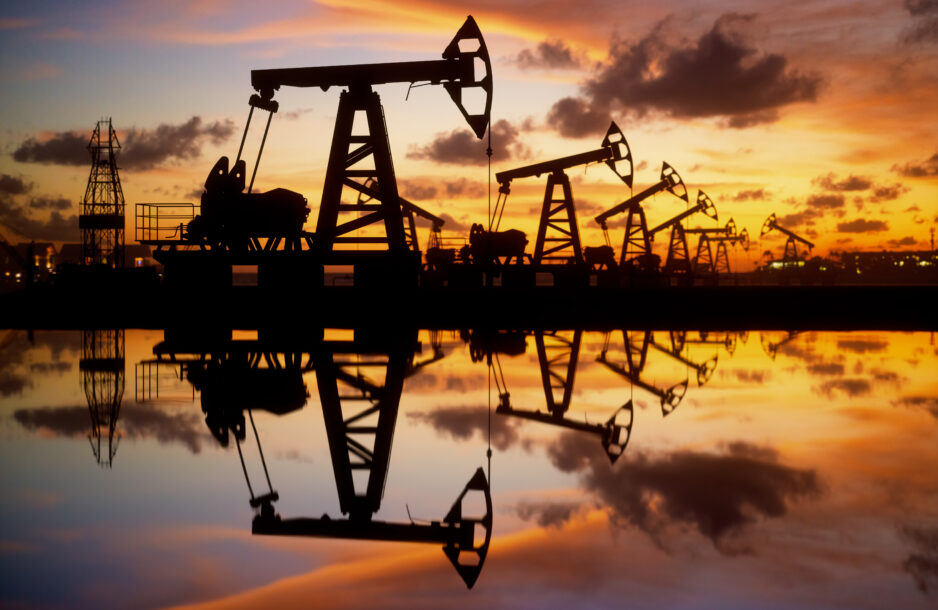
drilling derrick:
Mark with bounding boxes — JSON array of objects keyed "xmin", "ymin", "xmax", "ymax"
[
  {"xmin": 493, "ymin": 122, "xmax": 632, "ymax": 265},
  {"xmin": 81, "ymin": 329, "xmax": 125, "ymax": 467},
  {"xmin": 79, "ymin": 119, "xmax": 125, "ymax": 268}
]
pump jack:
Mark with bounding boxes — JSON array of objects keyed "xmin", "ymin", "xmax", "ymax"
[
  {"xmin": 493, "ymin": 123, "xmax": 633, "ymax": 265},
  {"xmin": 699, "ymin": 226, "xmax": 749, "ymax": 274},
  {"xmin": 645, "ymin": 190, "xmax": 718, "ymax": 274},
  {"xmin": 761, "ymin": 213, "xmax": 813, "ymax": 262},
  {"xmin": 250, "ymin": 16, "xmax": 491, "ymax": 264},
  {"xmin": 594, "ymin": 163, "xmax": 689, "ymax": 270}
]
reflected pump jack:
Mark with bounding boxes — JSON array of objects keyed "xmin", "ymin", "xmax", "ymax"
[
  {"xmin": 243, "ymin": 331, "xmax": 491, "ymax": 589},
  {"xmin": 492, "ymin": 122, "xmax": 633, "ymax": 266},
  {"xmin": 594, "ymin": 163, "xmax": 689, "ymax": 270},
  {"xmin": 250, "ymin": 16, "xmax": 492, "ymax": 264},
  {"xmin": 597, "ymin": 330, "xmax": 689, "ymax": 416}
]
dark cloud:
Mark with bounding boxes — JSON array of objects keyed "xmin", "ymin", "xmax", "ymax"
[
  {"xmin": 407, "ymin": 119, "xmax": 531, "ymax": 165},
  {"xmin": 515, "ymin": 500, "xmax": 584, "ymax": 528},
  {"xmin": 398, "ymin": 180, "xmax": 438, "ymax": 201},
  {"xmin": 836, "ymin": 339, "xmax": 888, "ymax": 354},
  {"xmin": 547, "ymin": 434, "xmax": 822, "ymax": 552},
  {"xmin": 777, "ymin": 209, "xmax": 820, "ymax": 228},
  {"xmin": 893, "ymin": 151, "xmax": 938, "ymax": 177},
  {"xmin": 807, "ymin": 362, "xmax": 845, "ymax": 376},
  {"xmin": 13, "ymin": 405, "xmax": 209, "ymax": 453},
  {"xmin": 728, "ymin": 369, "xmax": 771, "ymax": 384},
  {"xmin": 545, "ymin": 96, "xmax": 611, "ymax": 138},
  {"xmin": 12, "ymin": 131, "xmax": 88, "ymax": 166},
  {"xmin": 900, "ymin": 525, "xmax": 938, "ymax": 594},
  {"xmin": 12, "ymin": 116, "xmax": 236, "ymax": 170},
  {"xmin": 868, "ymin": 184, "xmax": 908, "ymax": 203},
  {"xmin": 30, "ymin": 362, "xmax": 72, "ymax": 373},
  {"xmin": 903, "ymin": 0, "xmax": 938, "ymax": 44},
  {"xmin": 634, "ymin": 160, "xmax": 648, "ymax": 171},
  {"xmin": 516, "ymin": 40, "xmax": 584, "ymax": 70},
  {"xmin": 889, "ymin": 236, "xmax": 918, "ymax": 248},
  {"xmin": 0, "ymin": 174, "xmax": 32, "ymax": 195},
  {"xmin": 438, "ymin": 213, "xmax": 469, "ymax": 233},
  {"xmin": 836, "ymin": 218, "xmax": 889, "ymax": 233},
  {"xmin": 733, "ymin": 188, "xmax": 767, "ymax": 201},
  {"xmin": 546, "ymin": 14, "xmax": 822, "ymax": 137},
  {"xmin": 443, "ymin": 178, "xmax": 486, "ymax": 198},
  {"xmin": 812, "ymin": 173, "xmax": 872, "ymax": 192},
  {"xmin": 28, "ymin": 196, "xmax": 72, "ymax": 210},
  {"xmin": 815, "ymin": 378, "xmax": 872, "ymax": 398},
  {"xmin": 0, "ymin": 196, "xmax": 79, "ymax": 241},
  {"xmin": 893, "ymin": 396, "xmax": 938, "ymax": 419},
  {"xmin": 408, "ymin": 406, "xmax": 525, "ymax": 451},
  {"xmin": 806, "ymin": 193, "xmax": 845, "ymax": 209}
]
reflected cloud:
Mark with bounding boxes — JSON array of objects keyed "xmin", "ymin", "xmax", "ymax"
[
  {"xmin": 13, "ymin": 405, "xmax": 209, "ymax": 453},
  {"xmin": 408, "ymin": 406, "xmax": 528, "ymax": 451},
  {"xmin": 0, "ymin": 331, "xmax": 81, "ymax": 397},
  {"xmin": 837, "ymin": 339, "xmax": 889, "ymax": 354},
  {"xmin": 807, "ymin": 362, "xmax": 846, "ymax": 376},
  {"xmin": 893, "ymin": 396, "xmax": 938, "ymax": 420},
  {"xmin": 548, "ymin": 433, "xmax": 822, "ymax": 553},
  {"xmin": 814, "ymin": 378, "xmax": 873, "ymax": 398},
  {"xmin": 900, "ymin": 525, "xmax": 938, "ymax": 595},
  {"xmin": 515, "ymin": 500, "xmax": 585, "ymax": 528}
]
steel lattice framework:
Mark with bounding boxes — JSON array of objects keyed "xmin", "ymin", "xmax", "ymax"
[{"xmin": 80, "ymin": 119, "xmax": 125, "ymax": 267}]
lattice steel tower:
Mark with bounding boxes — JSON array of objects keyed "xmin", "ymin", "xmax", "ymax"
[
  {"xmin": 79, "ymin": 119, "xmax": 125, "ymax": 267},
  {"xmin": 81, "ymin": 329, "xmax": 125, "ymax": 467}
]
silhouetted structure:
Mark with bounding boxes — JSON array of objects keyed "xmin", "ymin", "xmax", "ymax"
[
  {"xmin": 80, "ymin": 119, "xmax": 125, "ymax": 268},
  {"xmin": 81, "ymin": 329, "xmax": 125, "ymax": 467}
]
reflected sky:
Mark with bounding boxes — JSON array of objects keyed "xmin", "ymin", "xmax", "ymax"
[{"xmin": 1, "ymin": 329, "xmax": 936, "ymax": 608}]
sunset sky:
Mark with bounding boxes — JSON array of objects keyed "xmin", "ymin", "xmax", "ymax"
[{"xmin": 1, "ymin": 0, "xmax": 937, "ymax": 266}]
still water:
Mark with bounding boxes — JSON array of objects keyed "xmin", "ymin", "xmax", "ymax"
[{"xmin": 1, "ymin": 328, "xmax": 936, "ymax": 608}]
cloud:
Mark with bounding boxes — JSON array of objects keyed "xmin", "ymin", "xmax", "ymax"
[
  {"xmin": 893, "ymin": 151, "xmax": 938, "ymax": 177},
  {"xmin": 438, "ymin": 213, "xmax": 469, "ymax": 233},
  {"xmin": 777, "ymin": 209, "xmax": 820, "ymax": 228},
  {"xmin": 547, "ymin": 435, "xmax": 822, "ymax": 552},
  {"xmin": 903, "ymin": 0, "xmax": 938, "ymax": 44},
  {"xmin": 889, "ymin": 236, "xmax": 918, "ymax": 248},
  {"xmin": 812, "ymin": 173, "xmax": 872, "ymax": 192},
  {"xmin": 733, "ymin": 188, "xmax": 767, "ymax": 201},
  {"xmin": 12, "ymin": 116, "xmax": 236, "ymax": 170},
  {"xmin": 407, "ymin": 119, "xmax": 531, "ymax": 165},
  {"xmin": 0, "ymin": 174, "xmax": 33, "ymax": 195},
  {"xmin": 836, "ymin": 219, "xmax": 888, "ymax": 233},
  {"xmin": 900, "ymin": 525, "xmax": 938, "ymax": 593},
  {"xmin": 546, "ymin": 14, "xmax": 822, "ymax": 137},
  {"xmin": 28, "ymin": 196, "xmax": 72, "ymax": 210},
  {"xmin": 443, "ymin": 178, "xmax": 486, "ymax": 198},
  {"xmin": 807, "ymin": 362, "xmax": 845, "ymax": 376},
  {"xmin": 398, "ymin": 180, "xmax": 438, "ymax": 201},
  {"xmin": 516, "ymin": 40, "xmax": 585, "ymax": 70},
  {"xmin": 545, "ymin": 96, "xmax": 611, "ymax": 138},
  {"xmin": 729, "ymin": 369, "xmax": 771, "ymax": 384},
  {"xmin": 814, "ymin": 378, "xmax": 872, "ymax": 398},
  {"xmin": 408, "ymin": 405, "xmax": 526, "ymax": 451},
  {"xmin": 0, "ymin": 196, "xmax": 79, "ymax": 241},
  {"xmin": 12, "ymin": 131, "xmax": 88, "ymax": 166},
  {"xmin": 892, "ymin": 396, "xmax": 938, "ymax": 420},
  {"xmin": 836, "ymin": 339, "xmax": 888, "ymax": 354},
  {"xmin": 868, "ymin": 184, "xmax": 908, "ymax": 203},
  {"xmin": 13, "ymin": 405, "xmax": 209, "ymax": 453},
  {"xmin": 806, "ymin": 193, "xmax": 845, "ymax": 209},
  {"xmin": 515, "ymin": 500, "xmax": 585, "ymax": 528}
]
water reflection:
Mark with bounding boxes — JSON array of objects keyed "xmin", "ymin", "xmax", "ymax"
[{"xmin": 2, "ymin": 328, "xmax": 937, "ymax": 607}]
